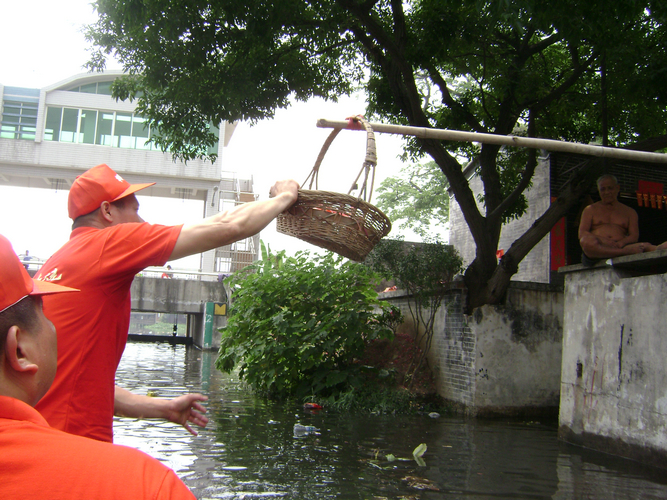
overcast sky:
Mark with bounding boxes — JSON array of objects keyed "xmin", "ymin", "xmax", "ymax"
[{"xmin": 0, "ymin": 0, "xmax": 415, "ymax": 269}]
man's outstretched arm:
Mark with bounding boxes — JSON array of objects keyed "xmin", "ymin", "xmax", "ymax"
[
  {"xmin": 169, "ymin": 179, "xmax": 299, "ymax": 261},
  {"xmin": 114, "ymin": 385, "xmax": 209, "ymax": 436}
]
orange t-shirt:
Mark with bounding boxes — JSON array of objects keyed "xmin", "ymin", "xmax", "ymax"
[
  {"xmin": 35, "ymin": 223, "xmax": 182, "ymax": 442},
  {"xmin": 0, "ymin": 396, "xmax": 195, "ymax": 500}
]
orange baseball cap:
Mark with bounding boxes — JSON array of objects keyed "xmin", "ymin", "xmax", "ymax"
[
  {"xmin": 67, "ymin": 164, "xmax": 155, "ymax": 220},
  {"xmin": 0, "ymin": 235, "xmax": 78, "ymax": 314}
]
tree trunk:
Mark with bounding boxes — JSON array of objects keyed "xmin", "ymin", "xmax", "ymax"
[{"xmin": 465, "ymin": 157, "xmax": 604, "ymax": 311}]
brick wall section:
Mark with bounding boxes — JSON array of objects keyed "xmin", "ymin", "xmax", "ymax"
[
  {"xmin": 380, "ymin": 280, "xmax": 563, "ymax": 416},
  {"xmin": 431, "ymin": 288, "xmax": 475, "ymax": 407}
]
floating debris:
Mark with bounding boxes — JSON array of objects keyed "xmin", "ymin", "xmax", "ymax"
[
  {"xmin": 402, "ymin": 476, "xmax": 440, "ymax": 491},
  {"xmin": 303, "ymin": 402, "xmax": 323, "ymax": 410},
  {"xmin": 412, "ymin": 443, "xmax": 427, "ymax": 467},
  {"xmin": 293, "ymin": 423, "xmax": 319, "ymax": 437}
]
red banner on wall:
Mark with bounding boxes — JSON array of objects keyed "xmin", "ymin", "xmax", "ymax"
[{"xmin": 550, "ymin": 197, "xmax": 567, "ymax": 270}]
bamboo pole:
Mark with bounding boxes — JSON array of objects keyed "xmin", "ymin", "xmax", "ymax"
[{"xmin": 317, "ymin": 119, "xmax": 667, "ymax": 164}]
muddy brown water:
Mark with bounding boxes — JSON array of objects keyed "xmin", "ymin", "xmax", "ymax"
[{"xmin": 113, "ymin": 342, "xmax": 667, "ymax": 499}]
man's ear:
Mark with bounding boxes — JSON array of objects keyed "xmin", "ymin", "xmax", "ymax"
[
  {"xmin": 100, "ymin": 201, "xmax": 114, "ymax": 223},
  {"xmin": 5, "ymin": 326, "xmax": 38, "ymax": 374}
]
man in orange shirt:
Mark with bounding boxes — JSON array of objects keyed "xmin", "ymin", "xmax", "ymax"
[
  {"xmin": 0, "ymin": 234, "xmax": 196, "ymax": 499},
  {"xmin": 35, "ymin": 164, "xmax": 299, "ymax": 442}
]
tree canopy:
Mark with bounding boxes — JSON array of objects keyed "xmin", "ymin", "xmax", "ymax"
[
  {"xmin": 86, "ymin": 0, "xmax": 667, "ymax": 310},
  {"xmin": 375, "ymin": 161, "xmax": 450, "ymax": 241}
]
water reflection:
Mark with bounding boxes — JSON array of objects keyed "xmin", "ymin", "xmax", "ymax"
[{"xmin": 114, "ymin": 342, "xmax": 667, "ymax": 499}]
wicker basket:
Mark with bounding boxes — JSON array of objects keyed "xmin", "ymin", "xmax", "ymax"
[{"xmin": 277, "ymin": 116, "xmax": 392, "ymax": 261}]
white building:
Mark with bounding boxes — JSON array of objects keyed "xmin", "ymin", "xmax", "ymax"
[{"xmin": 0, "ymin": 70, "xmax": 258, "ymax": 277}]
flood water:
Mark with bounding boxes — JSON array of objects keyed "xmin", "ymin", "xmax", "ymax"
[{"xmin": 114, "ymin": 342, "xmax": 667, "ymax": 499}]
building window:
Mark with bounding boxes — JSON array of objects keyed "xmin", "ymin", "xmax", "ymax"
[
  {"xmin": 79, "ymin": 109, "xmax": 98, "ymax": 144},
  {"xmin": 43, "ymin": 106, "xmax": 220, "ymax": 153},
  {"xmin": 216, "ymin": 257, "xmax": 232, "ymax": 273},
  {"xmin": 1, "ymin": 87, "xmax": 39, "ymax": 140},
  {"xmin": 66, "ymin": 81, "xmax": 114, "ymax": 96}
]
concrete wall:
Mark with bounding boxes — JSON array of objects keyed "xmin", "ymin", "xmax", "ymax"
[
  {"xmin": 381, "ymin": 281, "xmax": 563, "ymax": 416},
  {"xmin": 131, "ymin": 276, "xmax": 228, "ymax": 349},
  {"xmin": 131, "ymin": 277, "xmax": 227, "ymax": 313},
  {"xmin": 559, "ymin": 255, "xmax": 667, "ymax": 467}
]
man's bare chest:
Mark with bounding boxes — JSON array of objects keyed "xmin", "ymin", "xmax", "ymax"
[{"xmin": 591, "ymin": 206, "xmax": 629, "ymax": 229}]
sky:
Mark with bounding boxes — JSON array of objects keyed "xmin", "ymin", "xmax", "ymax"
[{"xmin": 0, "ymin": 0, "xmax": 417, "ymax": 269}]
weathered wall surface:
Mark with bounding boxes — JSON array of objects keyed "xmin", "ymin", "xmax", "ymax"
[
  {"xmin": 559, "ymin": 262, "xmax": 667, "ymax": 467},
  {"xmin": 131, "ymin": 277, "xmax": 227, "ymax": 314},
  {"xmin": 467, "ymin": 284, "xmax": 563, "ymax": 413},
  {"xmin": 382, "ymin": 282, "xmax": 563, "ymax": 416}
]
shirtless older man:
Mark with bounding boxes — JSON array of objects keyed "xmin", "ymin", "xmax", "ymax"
[{"xmin": 579, "ymin": 174, "xmax": 658, "ymax": 261}]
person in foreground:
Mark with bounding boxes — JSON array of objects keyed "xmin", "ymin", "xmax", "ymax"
[
  {"xmin": 579, "ymin": 174, "xmax": 666, "ymax": 264},
  {"xmin": 0, "ymin": 234, "xmax": 195, "ymax": 500},
  {"xmin": 34, "ymin": 163, "xmax": 299, "ymax": 442}
]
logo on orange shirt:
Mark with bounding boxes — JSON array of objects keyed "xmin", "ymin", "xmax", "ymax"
[{"xmin": 38, "ymin": 268, "xmax": 63, "ymax": 282}]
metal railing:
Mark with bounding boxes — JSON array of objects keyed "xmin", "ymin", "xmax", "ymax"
[{"xmin": 20, "ymin": 259, "xmax": 220, "ymax": 281}]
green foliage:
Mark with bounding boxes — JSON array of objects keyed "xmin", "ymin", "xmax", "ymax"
[
  {"xmin": 322, "ymin": 386, "xmax": 447, "ymax": 415},
  {"xmin": 375, "ymin": 161, "xmax": 449, "ymax": 240},
  {"xmin": 367, "ymin": 239, "xmax": 463, "ymax": 300},
  {"xmin": 215, "ymin": 246, "xmax": 399, "ymax": 400}
]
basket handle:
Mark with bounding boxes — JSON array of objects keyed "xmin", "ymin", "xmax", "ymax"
[{"xmin": 303, "ymin": 115, "xmax": 377, "ymax": 202}]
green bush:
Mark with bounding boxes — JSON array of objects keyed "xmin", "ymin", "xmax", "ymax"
[{"xmin": 215, "ymin": 246, "xmax": 399, "ymax": 400}]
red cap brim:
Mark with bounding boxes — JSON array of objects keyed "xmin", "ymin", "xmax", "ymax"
[{"xmin": 112, "ymin": 182, "xmax": 155, "ymax": 202}]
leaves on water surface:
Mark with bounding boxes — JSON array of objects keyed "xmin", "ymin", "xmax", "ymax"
[{"xmin": 412, "ymin": 443, "xmax": 427, "ymax": 467}]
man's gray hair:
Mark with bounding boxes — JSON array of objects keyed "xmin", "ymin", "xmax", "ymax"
[{"xmin": 597, "ymin": 174, "xmax": 618, "ymax": 188}]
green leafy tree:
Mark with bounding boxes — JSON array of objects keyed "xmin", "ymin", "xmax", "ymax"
[
  {"xmin": 367, "ymin": 239, "xmax": 463, "ymax": 387},
  {"xmin": 86, "ymin": 1, "xmax": 667, "ymax": 311},
  {"xmin": 216, "ymin": 245, "xmax": 398, "ymax": 400},
  {"xmin": 375, "ymin": 161, "xmax": 449, "ymax": 240}
]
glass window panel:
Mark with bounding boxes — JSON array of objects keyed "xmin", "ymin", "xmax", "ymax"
[
  {"xmin": 1, "ymin": 124, "xmax": 17, "ymax": 139},
  {"xmin": 97, "ymin": 81, "xmax": 113, "ymax": 95},
  {"xmin": 115, "ymin": 113, "xmax": 132, "ymax": 148},
  {"xmin": 131, "ymin": 115, "xmax": 150, "ymax": 149},
  {"xmin": 3, "ymin": 105, "xmax": 21, "ymax": 117},
  {"xmin": 96, "ymin": 112, "xmax": 115, "ymax": 146},
  {"xmin": 44, "ymin": 107, "xmax": 62, "ymax": 142},
  {"xmin": 20, "ymin": 126, "xmax": 36, "ymax": 140},
  {"xmin": 60, "ymin": 108, "xmax": 79, "ymax": 143},
  {"xmin": 131, "ymin": 116, "xmax": 149, "ymax": 138},
  {"xmin": 20, "ymin": 115, "xmax": 37, "ymax": 126},
  {"xmin": 80, "ymin": 83, "xmax": 97, "ymax": 94},
  {"xmin": 79, "ymin": 109, "xmax": 97, "ymax": 144},
  {"xmin": 207, "ymin": 123, "xmax": 220, "ymax": 156},
  {"xmin": 22, "ymin": 106, "xmax": 38, "ymax": 117}
]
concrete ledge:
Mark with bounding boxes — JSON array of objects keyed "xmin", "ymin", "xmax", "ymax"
[
  {"xmin": 559, "ymin": 426, "xmax": 667, "ymax": 470},
  {"xmin": 128, "ymin": 334, "xmax": 193, "ymax": 345},
  {"xmin": 559, "ymin": 248, "xmax": 667, "ymax": 275},
  {"xmin": 445, "ymin": 400, "xmax": 559, "ymax": 420}
]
